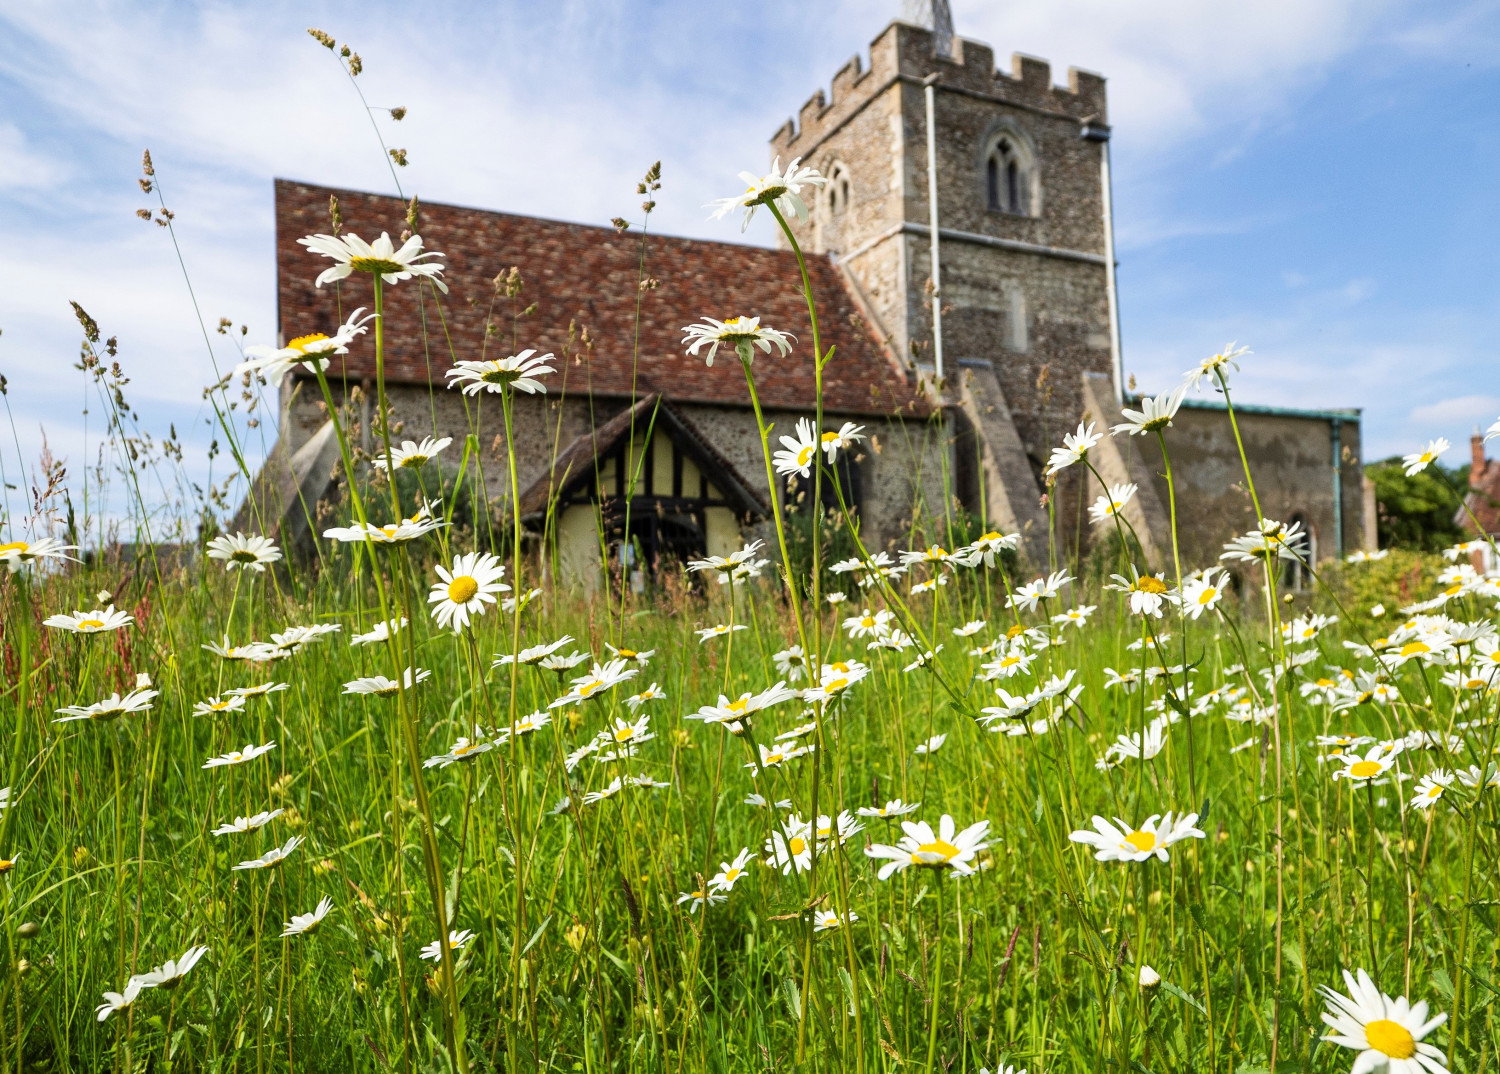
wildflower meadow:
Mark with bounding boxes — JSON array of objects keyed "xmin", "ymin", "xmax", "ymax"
[{"xmin": 4, "ymin": 30, "xmax": 1500, "ymax": 1074}]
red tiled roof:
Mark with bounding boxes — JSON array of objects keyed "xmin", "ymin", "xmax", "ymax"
[
  {"xmin": 274, "ymin": 180, "xmax": 929, "ymax": 417},
  {"xmin": 1462, "ymin": 458, "xmax": 1500, "ymax": 537}
]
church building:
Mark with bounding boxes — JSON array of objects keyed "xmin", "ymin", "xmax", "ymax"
[{"xmin": 245, "ymin": 7, "xmax": 1369, "ymax": 585}]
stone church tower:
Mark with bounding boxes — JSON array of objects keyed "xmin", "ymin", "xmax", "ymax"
[{"xmin": 770, "ymin": 7, "xmax": 1121, "ymax": 552}]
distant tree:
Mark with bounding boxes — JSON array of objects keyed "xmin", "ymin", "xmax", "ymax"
[{"xmin": 1367, "ymin": 457, "xmax": 1467, "ymax": 552}]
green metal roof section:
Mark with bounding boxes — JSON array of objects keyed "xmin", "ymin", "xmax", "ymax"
[{"xmin": 1126, "ymin": 393, "xmax": 1362, "ymax": 423}]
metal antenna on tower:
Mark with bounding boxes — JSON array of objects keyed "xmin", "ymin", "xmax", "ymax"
[{"xmin": 901, "ymin": 0, "xmax": 954, "ymax": 58}]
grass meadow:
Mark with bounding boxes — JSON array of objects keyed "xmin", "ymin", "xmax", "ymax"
[{"xmin": 1, "ymin": 32, "xmax": 1498, "ymax": 1074}]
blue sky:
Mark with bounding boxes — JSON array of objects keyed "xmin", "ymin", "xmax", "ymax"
[{"xmin": 1, "ymin": 0, "xmax": 1497, "ymax": 526}]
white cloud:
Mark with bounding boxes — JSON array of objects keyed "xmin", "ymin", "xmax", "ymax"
[
  {"xmin": 0, "ymin": 0, "xmax": 1490, "ymax": 522},
  {"xmin": 1409, "ymin": 395, "xmax": 1500, "ymax": 429}
]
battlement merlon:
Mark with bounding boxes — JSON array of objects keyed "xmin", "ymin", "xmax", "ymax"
[{"xmin": 770, "ymin": 20, "xmax": 1107, "ymax": 157}]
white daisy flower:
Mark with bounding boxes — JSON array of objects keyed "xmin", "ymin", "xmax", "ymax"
[
  {"xmin": 235, "ymin": 309, "xmax": 376, "ymax": 387},
  {"xmin": 1347, "ymin": 549, "xmax": 1391, "ymax": 564},
  {"xmin": 676, "ymin": 887, "xmax": 727, "ymax": 913},
  {"xmin": 227, "ymin": 681, "xmax": 290, "ymax": 700},
  {"xmin": 343, "ymin": 667, "xmax": 431, "ymax": 697},
  {"xmin": 681, "ymin": 315, "xmax": 794, "ymax": 367},
  {"xmin": 493, "ymin": 636, "xmax": 575, "ymax": 668},
  {"xmin": 624, "ymin": 682, "xmax": 666, "ymax": 709},
  {"xmin": 349, "ymin": 618, "xmax": 406, "ymax": 647},
  {"xmin": 429, "ymin": 552, "xmax": 509, "ymax": 632},
  {"xmin": 202, "ymin": 741, "xmax": 277, "ymax": 770},
  {"xmin": 1107, "ymin": 569, "xmax": 1173, "ymax": 618},
  {"xmin": 708, "ymin": 156, "xmax": 826, "ymax": 231},
  {"xmin": 419, "ymin": 929, "xmax": 474, "ymax": 962},
  {"xmin": 205, "ymin": 533, "xmax": 283, "ymax": 573},
  {"xmin": 1089, "ymin": 483, "xmax": 1138, "ymax": 525},
  {"xmin": 802, "ymin": 660, "xmax": 870, "ymax": 705},
  {"xmin": 1045, "ymin": 421, "xmax": 1102, "ymax": 476},
  {"xmin": 281, "ymin": 896, "xmax": 334, "ymax": 938},
  {"xmin": 201, "ymin": 636, "xmax": 279, "ymax": 663},
  {"xmin": 53, "ymin": 688, "xmax": 158, "ymax": 724},
  {"xmin": 695, "ymin": 623, "xmax": 749, "ymax": 644},
  {"xmin": 211, "ymin": 809, "xmax": 284, "ymax": 836},
  {"xmin": 1402, "ymin": 438, "xmax": 1450, "ymax": 477},
  {"xmin": 43, "ymin": 604, "xmax": 134, "ymax": 634},
  {"xmin": 323, "ymin": 505, "xmax": 447, "ymax": 545},
  {"xmin": 1318, "ymin": 967, "xmax": 1448, "ymax": 1074},
  {"xmin": 0, "ymin": 535, "xmax": 77, "ymax": 572},
  {"xmin": 1333, "ymin": 744, "xmax": 1402, "ymax": 783},
  {"xmin": 604, "ymin": 643, "xmax": 655, "ymax": 667},
  {"xmin": 1409, "ymin": 771, "xmax": 1454, "ymax": 811},
  {"xmin": 298, "ymin": 231, "xmax": 447, "ymax": 291},
  {"xmin": 914, "ymin": 734, "xmax": 946, "ymax": 756},
  {"xmin": 424, "ymin": 731, "xmax": 494, "ymax": 769},
  {"xmin": 773, "ymin": 645, "xmax": 809, "ymax": 682},
  {"xmin": 708, "ymin": 847, "xmax": 757, "ymax": 892},
  {"xmin": 372, "ymin": 436, "xmax": 451, "ymax": 472},
  {"xmin": 763, "ymin": 816, "xmax": 816, "ymax": 874},
  {"xmin": 1007, "ymin": 571, "xmax": 1072, "ymax": 612},
  {"xmin": 95, "ymin": 977, "xmax": 147, "ymax": 1022},
  {"xmin": 843, "ymin": 607, "xmax": 894, "ymax": 640},
  {"xmin": 446, "ymin": 351, "xmax": 555, "ymax": 395},
  {"xmin": 192, "ymin": 695, "xmax": 248, "ymax": 718},
  {"xmin": 1112, "ymin": 385, "xmax": 1187, "ymax": 436},
  {"xmin": 956, "ymin": 530, "xmax": 1020, "ymax": 570},
  {"xmin": 865, "ymin": 815, "xmax": 992, "ymax": 879},
  {"xmin": 231, "ymin": 835, "xmax": 304, "ymax": 871},
  {"xmin": 812, "ymin": 908, "xmax": 858, "ymax": 932},
  {"xmin": 540, "ymin": 651, "xmax": 590, "ymax": 672},
  {"xmin": 1179, "ymin": 568, "xmax": 1230, "ymax": 619},
  {"xmin": 821, "ymin": 422, "xmax": 864, "ymax": 460},
  {"xmin": 131, "ymin": 945, "xmax": 208, "ymax": 990},
  {"xmin": 856, "ymin": 799, "xmax": 921, "ymax": 819},
  {"xmin": 1181, "ymin": 342, "xmax": 1249, "ymax": 390},
  {"xmin": 547, "ymin": 658, "xmax": 639, "ymax": 708},
  {"xmin": 773, "ymin": 418, "xmax": 820, "ymax": 479},
  {"xmin": 1068, "ymin": 812, "xmax": 1204, "ymax": 863}
]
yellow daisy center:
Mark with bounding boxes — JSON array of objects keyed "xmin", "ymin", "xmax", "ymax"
[
  {"xmin": 821, "ymin": 432, "xmax": 838, "ymax": 444},
  {"xmin": 0, "ymin": 859, "xmax": 14, "ymax": 873},
  {"xmin": 614, "ymin": 726, "xmax": 635, "ymax": 742},
  {"xmin": 0, "ymin": 541, "xmax": 28, "ymax": 554},
  {"xmin": 348, "ymin": 256, "xmax": 406, "ymax": 275},
  {"xmin": 861, "ymin": 617, "xmax": 875, "ymax": 628},
  {"xmin": 1124, "ymin": 830, "xmax": 1156, "ymax": 853},
  {"xmin": 1006, "ymin": 624, "xmax": 1025, "ymax": 639},
  {"xmin": 1365, "ymin": 1019, "xmax": 1416, "ymax": 1059},
  {"xmin": 1137, "ymin": 577, "xmax": 1168, "ymax": 594},
  {"xmin": 825, "ymin": 678, "xmax": 849, "ymax": 693},
  {"xmin": 578, "ymin": 681, "xmax": 602, "ymax": 698},
  {"xmin": 77, "ymin": 618, "xmax": 105, "ymax": 630},
  {"xmin": 1349, "ymin": 760, "xmax": 1382, "ymax": 778},
  {"xmin": 618, "ymin": 648, "xmax": 637, "ymax": 658},
  {"xmin": 1426, "ymin": 784, "xmax": 1444, "ymax": 798},
  {"xmin": 914, "ymin": 839, "xmax": 960, "ymax": 863},
  {"xmin": 724, "ymin": 867, "xmax": 742, "ymax": 882},
  {"xmin": 453, "ymin": 742, "xmax": 477, "ymax": 757},
  {"xmin": 1197, "ymin": 588, "xmax": 1218, "ymax": 605},
  {"xmin": 797, "ymin": 445, "xmax": 815, "ymax": 467},
  {"xmin": 787, "ymin": 836, "xmax": 807, "ymax": 856},
  {"xmin": 287, "ymin": 332, "xmax": 330, "ymax": 354},
  {"xmin": 1400, "ymin": 641, "xmax": 1430, "ymax": 657},
  {"xmin": 726, "ymin": 698, "xmax": 749, "ymax": 713},
  {"xmin": 230, "ymin": 549, "xmax": 259, "ymax": 563},
  {"xmin": 447, "ymin": 576, "xmax": 480, "ymax": 604},
  {"xmin": 1444, "ymin": 583, "xmax": 1463, "ymax": 596}
]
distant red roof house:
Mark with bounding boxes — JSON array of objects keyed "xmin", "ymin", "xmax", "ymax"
[
  {"xmin": 1460, "ymin": 433, "xmax": 1500, "ymax": 539},
  {"xmin": 274, "ymin": 179, "xmax": 929, "ymax": 418}
]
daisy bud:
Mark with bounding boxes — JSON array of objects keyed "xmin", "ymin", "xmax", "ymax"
[
  {"xmin": 1138, "ymin": 965, "xmax": 1161, "ymax": 989},
  {"xmin": 16, "ymin": 922, "xmax": 39, "ymax": 940}
]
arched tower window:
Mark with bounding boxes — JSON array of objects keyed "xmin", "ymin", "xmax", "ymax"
[
  {"xmin": 984, "ymin": 132, "xmax": 1035, "ymax": 216},
  {"xmin": 815, "ymin": 162, "xmax": 853, "ymax": 255}
]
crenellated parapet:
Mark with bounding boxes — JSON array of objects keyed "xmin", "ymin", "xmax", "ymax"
[{"xmin": 771, "ymin": 20, "xmax": 1107, "ymax": 158}]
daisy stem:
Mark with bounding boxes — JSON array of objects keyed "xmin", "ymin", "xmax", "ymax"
[{"xmin": 925, "ymin": 875, "xmax": 945, "ymax": 1074}]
